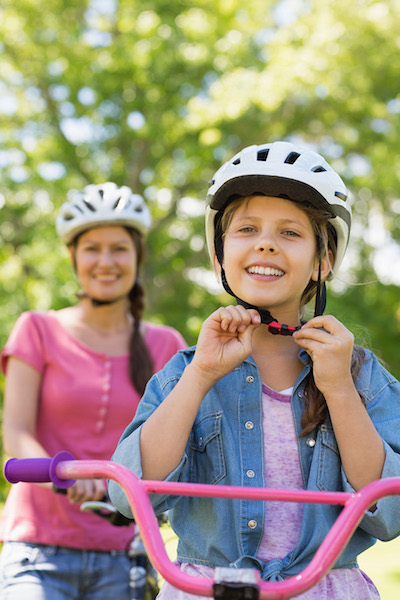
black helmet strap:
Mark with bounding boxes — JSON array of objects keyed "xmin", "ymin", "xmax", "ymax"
[{"xmin": 314, "ymin": 260, "xmax": 327, "ymax": 317}]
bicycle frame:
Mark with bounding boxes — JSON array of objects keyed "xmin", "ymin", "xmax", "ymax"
[{"xmin": 4, "ymin": 453, "xmax": 400, "ymax": 600}]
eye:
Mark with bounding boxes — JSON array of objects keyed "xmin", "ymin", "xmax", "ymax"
[
  {"xmin": 283, "ymin": 229, "xmax": 301, "ymax": 238},
  {"xmin": 238, "ymin": 226, "xmax": 256, "ymax": 233}
]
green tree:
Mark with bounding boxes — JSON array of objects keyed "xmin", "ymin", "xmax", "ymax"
[{"xmin": 1, "ymin": 0, "xmax": 400, "ymax": 501}]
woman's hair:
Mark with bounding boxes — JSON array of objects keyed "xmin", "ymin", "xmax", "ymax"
[
  {"xmin": 73, "ymin": 228, "xmax": 154, "ymax": 396},
  {"xmin": 220, "ymin": 194, "xmax": 366, "ymax": 435},
  {"xmin": 125, "ymin": 229, "xmax": 154, "ymax": 396}
]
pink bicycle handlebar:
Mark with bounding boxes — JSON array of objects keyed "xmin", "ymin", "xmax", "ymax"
[{"xmin": 4, "ymin": 455, "xmax": 400, "ymax": 599}]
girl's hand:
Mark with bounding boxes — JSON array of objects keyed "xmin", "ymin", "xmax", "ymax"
[
  {"xmin": 293, "ymin": 315, "xmax": 354, "ymax": 397},
  {"xmin": 191, "ymin": 305, "xmax": 261, "ymax": 386},
  {"xmin": 67, "ymin": 479, "xmax": 107, "ymax": 504}
]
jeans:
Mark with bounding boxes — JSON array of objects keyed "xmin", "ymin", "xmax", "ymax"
[{"xmin": 0, "ymin": 541, "xmax": 131, "ymax": 600}]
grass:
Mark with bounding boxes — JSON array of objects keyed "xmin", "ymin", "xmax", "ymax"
[
  {"xmin": 359, "ymin": 537, "xmax": 400, "ymax": 599},
  {"xmin": 161, "ymin": 525, "xmax": 400, "ymax": 599}
]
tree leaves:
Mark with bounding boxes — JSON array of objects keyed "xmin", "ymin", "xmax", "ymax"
[{"xmin": 0, "ymin": 0, "xmax": 399, "ymax": 378}]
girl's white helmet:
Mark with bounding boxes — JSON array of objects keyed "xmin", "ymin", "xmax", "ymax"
[
  {"xmin": 206, "ymin": 141, "xmax": 351, "ymax": 273},
  {"xmin": 56, "ymin": 182, "xmax": 152, "ymax": 245}
]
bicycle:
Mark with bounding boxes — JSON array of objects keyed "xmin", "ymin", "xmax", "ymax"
[{"xmin": 4, "ymin": 451, "xmax": 400, "ymax": 600}]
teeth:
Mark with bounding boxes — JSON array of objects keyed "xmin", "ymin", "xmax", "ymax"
[
  {"xmin": 248, "ymin": 266, "xmax": 284, "ymax": 276},
  {"xmin": 95, "ymin": 275, "xmax": 118, "ymax": 281}
]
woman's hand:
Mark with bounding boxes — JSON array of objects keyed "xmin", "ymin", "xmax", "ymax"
[
  {"xmin": 191, "ymin": 305, "xmax": 261, "ymax": 386},
  {"xmin": 293, "ymin": 315, "xmax": 354, "ymax": 397},
  {"xmin": 67, "ymin": 479, "xmax": 107, "ymax": 504}
]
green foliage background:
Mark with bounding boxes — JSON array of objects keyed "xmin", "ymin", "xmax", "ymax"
[{"xmin": 1, "ymin": 0, "xmax": 400, "ymax": 505}]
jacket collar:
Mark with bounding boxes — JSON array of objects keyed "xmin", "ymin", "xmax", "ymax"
[{"xmin": 179, "ymin": 346, "xmax": 311, "ymax": 367}]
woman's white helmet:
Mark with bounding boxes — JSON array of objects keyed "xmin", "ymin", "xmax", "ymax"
[
  {"xmin": 56, "ymin": 182, "xmax": 152, "ymax": 245},
  {"xmin": 206, "ymin": 140, "xmax": 351, "ymax": 273}
]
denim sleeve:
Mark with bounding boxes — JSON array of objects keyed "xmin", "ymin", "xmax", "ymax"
[
  {"xmin": 341, "ymin": 355, "xmax": 400, "ymax": 541},
  {"xmin": 108, "ymin": 353, "xmax": 190, "ymax": 518},
  {"xmin": 342, "ymin": 441, "xmax": 400, "ymax": 541}
]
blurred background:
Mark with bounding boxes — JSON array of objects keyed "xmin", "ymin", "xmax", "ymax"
[{"xmin": 0, "ymin": 0, "xmax": 400, "ymax": 594}]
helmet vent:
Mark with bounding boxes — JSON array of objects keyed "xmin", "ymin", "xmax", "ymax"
[
  {"xmin": 98, "ymin": 189, "xmax": 104, "ymax": 198},
  {"xmin": 112, "ymin": 197, "xmax": 122, "ymax": 209},
  {"xmin": 232, "ymin": 158, "xmax": 241, "ymax": 165},
  {"xmin": 257, "ymin": 149, "xmax": 270, "ymax": 161},
  {"xmin": 73, "ymin": 203, "xmax": 84, "ymax": 214},
  {"xmin": 284, "ymin": 152, "xmax": 301, "ymax": 164},
  {"xmin": 312, "ymin": 166, "xmax": 327, "ymax": 173},
  {"xmin": 335, "ymin": 191, "xmax": 348, "ymax": 202},
  {"xmin": 83, "ymin": 199, "xmax": 96, "ymax": 212}
]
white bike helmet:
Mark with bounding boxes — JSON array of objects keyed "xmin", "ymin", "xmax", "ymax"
[
  {"xmin": 56, "ymin": 182, "xmax": 152, "ymax": 245},
  {"xmin": 206, "ymin": 140, "xmax": 351, "ymax": 274},
  {"xmin": 205, "ymin": 141, "xmax": 352, "ymax": 334}
]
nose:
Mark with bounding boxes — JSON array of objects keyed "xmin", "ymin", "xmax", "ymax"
[
  {"xmin": 255, "ymin": 233, "xmax": 278, "ymax": 254},
  {"xmin": 97, "ymin": 249, "xmax": 114, "ymax": 265}
]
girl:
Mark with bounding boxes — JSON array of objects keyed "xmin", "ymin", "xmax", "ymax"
[
  {"xmin": 0, "ymin": 182, "xmax": 186, "ymax": 600},
  {"xmin": 109, "ymin": 143, "xmax": 400, "ymax": 599}
]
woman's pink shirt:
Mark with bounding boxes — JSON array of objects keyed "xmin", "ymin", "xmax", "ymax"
[{"xmin": 0, "ymin": 310, "xmax": 186, "ymax": 551}]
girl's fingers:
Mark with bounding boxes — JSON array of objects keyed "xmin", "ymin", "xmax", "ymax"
[
  {"xmin": 217, "ymin": 305, "xmax": 260, "ymax": 333},
  {"xmin": 299, "ymin": 315, "xmax": 352, "ymax": 337},
  {"xmin": 294, "ymin": 327, "xmax": 331, "ymax": 343}
]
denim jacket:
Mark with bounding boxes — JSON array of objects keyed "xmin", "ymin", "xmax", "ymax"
[{"xmin": 109, "ymin": 347, "xmax": 400, "ymax": 581}]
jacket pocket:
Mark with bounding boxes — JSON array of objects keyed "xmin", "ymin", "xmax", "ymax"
[
  {"xmin": 189, "ymin": 411, "xmax": 226, "ymax": 485},
  {"xmin": 316, "ymin": 425, "xmax": 341, "ymax": 491}
]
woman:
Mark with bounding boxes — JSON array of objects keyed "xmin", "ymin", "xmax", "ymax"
[{"xmin": 0, "ymin": 182, "xmax": 186, "ymax": 599}]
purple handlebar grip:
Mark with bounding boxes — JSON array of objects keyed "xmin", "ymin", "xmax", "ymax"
[
  {"xmin": 49, "ymin": 451, "xmax": 75, "ymax": 488},
  {"xmin": 4, "ymin": 451, "xmax": 76, "ymax": 489},
  {"xmin": 4, "ymin": 457, "xmax": 52, "ymax": 483}
]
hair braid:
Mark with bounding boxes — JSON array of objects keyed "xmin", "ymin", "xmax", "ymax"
[{"xmin": 128, "ymin": 279, "xmax": 154, "ymax": 396}]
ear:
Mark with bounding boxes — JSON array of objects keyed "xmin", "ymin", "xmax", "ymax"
[
  {"xmin": 311, "ymin": 250, "xmax": 333, "ymax": 282},
  {"xmin": 68, "ymin": 245, "xmax": 78, "ymax": 272}
]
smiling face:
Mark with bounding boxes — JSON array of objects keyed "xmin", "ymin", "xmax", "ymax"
[
  {"xmin": 71, "ymin": 226, "xmax": 138, "ymax": 303},
  {"xmin": 221, "ymin": 195, "xmax": 331, "ymax": 323}
]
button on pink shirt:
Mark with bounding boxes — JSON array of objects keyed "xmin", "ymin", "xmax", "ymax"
[{"xmin": 0, "ymin": 310, "xmax": 186, "ymax": 551}]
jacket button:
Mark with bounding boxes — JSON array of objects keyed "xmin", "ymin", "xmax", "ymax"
[
  {"xmin": 306, "ymin": 438, "xmax": 316, "ymax": 447},
  {"xmin": 245, "ymin": 421, "xmax": 254, "ymax": 430},
  {"xmin": 248, "ymin": 520, "xmax": 257, "ymax": 529},
  {"xmin": 246, "ymin": 376, "xmax": 255, "ymax": 383},
  {"xmin": 246, "ymin": 470, "xmax": 255, "ymax": 479}
]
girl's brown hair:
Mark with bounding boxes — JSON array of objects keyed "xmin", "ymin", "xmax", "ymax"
[{"xmin": 221, "ymin": 195, "xmax": 365, "ymax": 436}]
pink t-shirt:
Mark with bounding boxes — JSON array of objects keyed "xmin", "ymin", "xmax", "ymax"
[
  {"xmin": 156, "ymin": 384, "xmax": 379, "ymax": 600},
  {"xmin": 0, "ymin": 310, "xmax": 186, "ymax": 551}
]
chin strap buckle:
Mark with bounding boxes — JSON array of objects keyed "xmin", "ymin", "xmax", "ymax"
[{"xmin": 268, "ymin": 321, "xmax": 301, "ymax": 336}]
